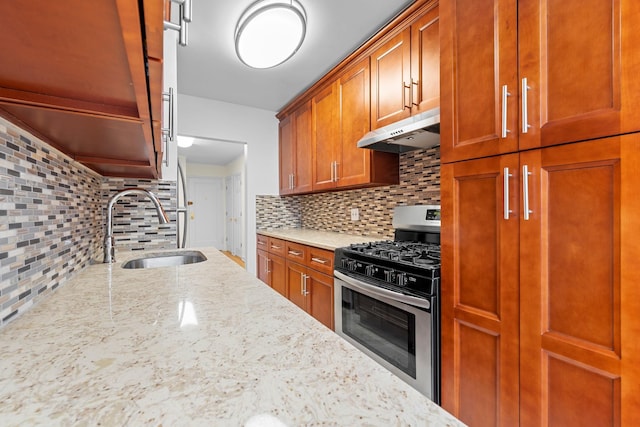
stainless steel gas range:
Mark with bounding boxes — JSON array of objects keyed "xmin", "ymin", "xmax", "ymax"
[{"xmin": 334, "ymin": 205, "xmax": 441, "ymax": 403}]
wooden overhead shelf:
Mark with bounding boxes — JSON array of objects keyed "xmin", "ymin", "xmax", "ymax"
[{"xmin": 0, "ymin": 0, "xmax": 164, "ymax": 179}]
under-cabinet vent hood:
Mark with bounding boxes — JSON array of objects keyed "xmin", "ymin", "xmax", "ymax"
[{"xmin": 357, "ymin": 108, "xmax": 440, "ymax": 153}]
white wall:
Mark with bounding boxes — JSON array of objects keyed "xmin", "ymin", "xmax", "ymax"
[{"xmin": 178, "ymin": 94, "xmax": 279, "ymax": 274}]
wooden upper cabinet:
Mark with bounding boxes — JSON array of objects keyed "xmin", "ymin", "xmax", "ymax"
[
  {"xmin": 441, "ymin": 0, "xmax": 640, "ymax": 163},
  {"xmin": 312, "ymin": 83, "xmax": 340, "ymax": 191},
  {"xmin": 371, "ymin": 0, "xmax": 440, "ymax": 130},
  {"xmin": 279, "ymin": 114, "xmax": 296, "ymax": 195},
  {"xmin": 0, "ymin": 0, "xmax": 162, "ymax": 178},
  {"xmin": 293, "ymin": 102, "xmax": 313, "ymax": 193},
  {"xmin": 439, "ymin": 0, "xmax": 518, "ymax": 163},
  {"xmin": 370, "ymin": 27, "xmax": 412, "ymax": 129},
  {"xmin": 518, "ymin": 0, "xmax": 640, "ymax": 151},
  {"xmin": 410, "ymin": 2, "xmax": 440, "ymax": 114}
]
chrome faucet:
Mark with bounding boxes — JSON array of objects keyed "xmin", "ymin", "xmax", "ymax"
[{"xmin": 103, "ymin": 188, "xmax": 170, "ymax": 263}]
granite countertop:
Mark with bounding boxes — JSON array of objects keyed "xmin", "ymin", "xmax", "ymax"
[
  {"xmin": 0, "ymin": 248, "xmax": 464, "ymax": 426},
  {"xmin": 256, "ymin": 228, "xmax": 384, "ymax": 251}
]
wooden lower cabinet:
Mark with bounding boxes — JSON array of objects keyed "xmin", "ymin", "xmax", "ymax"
[
  {"xmin": 256, "ymin": 247, "xmax": 286, "ymax": 297},
  {"xmin": 286, "ymin": 260, "xmax": 334, "ymax": 330},
  {"xmin": 441, "ymin": 134, "xmax": 640, "ymax": 426}
]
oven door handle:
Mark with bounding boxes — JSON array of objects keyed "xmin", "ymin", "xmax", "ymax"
[{"xmin": 334, "ymin": 270, "xmax": 431, "ymax": 310}]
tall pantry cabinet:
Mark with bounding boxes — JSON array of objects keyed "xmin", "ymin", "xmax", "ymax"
[{"xmin": 439, "ymin": 0, "xmax": 640, "ymax": 426}]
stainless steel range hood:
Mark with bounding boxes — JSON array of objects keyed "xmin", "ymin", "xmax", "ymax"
[{"xmin": 357, "ymin": 108, "xmax": 440, "ymax": 153}]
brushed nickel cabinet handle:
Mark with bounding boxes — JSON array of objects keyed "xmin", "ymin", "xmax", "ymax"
[
  {"xmin": 311, "ymin": 257, "xmax": 328, "ymax": 265},
  {"xmin": 522, "ymin": 77, "xmax": 531, "ymax": 134},
  {"xmin": 288, "ymin": 250, "xmax": 302, "ymax": 256},
  {"xmin": 501, "ymin": 84, "xmax": 511, "ymax": 138},
  {"xmin": 522, "ymin": 165, "xmax": 533, "ymax": 220},
  {"xmin": 503, "ymin": 167, "xmax": 513, "ymax": 220}
]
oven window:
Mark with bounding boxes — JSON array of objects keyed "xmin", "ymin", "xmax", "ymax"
[{"xmin": 341, "ymin": 287, "xmax": 416, "ymax": 378}]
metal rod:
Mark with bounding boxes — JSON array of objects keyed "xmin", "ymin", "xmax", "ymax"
[{"xmin": 501, "ymin": 84, "xmax": 511, "ymax": 138}]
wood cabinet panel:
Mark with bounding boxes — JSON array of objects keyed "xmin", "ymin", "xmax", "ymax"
[
  {"xmin": 269, "ymin": 255, "xmax": 287, "ymax": 297},
  {"xmin": 286, "ymin": 260, "xmax": 306, "ymax": 309},
  {"xmin": 441, "ymin": 153, "xmax": 520, "ymax": 427},
  {"xmin": 267, "ymin": 238, "xmax": 286, "ymax": 258},
  {"xmin": 306, "ymin": 269, "xmax": 334, "ymax": 330},
  {"xmin": 338, "ymin": 58, "xmax": 372, "ymax": 186},
  {"xmin": 519, "ymin": 135, "xmax": 640, "ymax": 427},
  {"xmin": 312, "ymin": 84, "xmax": 339, "ymax": 191},
  {"xmin": 0, "ymin": 0, "xmax": 162, "ymax": 178},
  {"xmin": 439, "ymin": 0, "xmax": 518, "ymax": 163},
  {"xmin": 410, "ymin": 2, "xmax": 440, "ymax": 113},
  {"xmin": 370, "ymin": 28, "xmax": 412, "ymax": 129},
  {"xmin": 307, "ymin": 247, "xmax": 334, "ymax": 276},
  {"xmin": 285, "ymin": 241, "xmax": 307, "ymax": 264},
  {"xmin": 279, "ymin": 114, "xmax": 295, "ymax": 194},
  {"xmin": 293, "ymin": 102, "xmax": 313, "ymax": 193},
  {"xmin": 257, "ymin": 249, "xmax": 269, "ymax": 285},
  {"xmin": 442, "ymin": 0, "xmax": 640, "ymax": 162}
]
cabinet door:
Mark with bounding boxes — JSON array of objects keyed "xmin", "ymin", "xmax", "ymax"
[
  {"xmin": 286, "ymin": 261, "xmax": 307, "ymax": 310},
  {"xmin": 306, "ymin": 269, "xmax": 334, "ymax": 330},
  {"xmin": 293, "ymin": 101, "xmax": 313, "ymax": 193},
  {"xmin": 337, "ymin": 58, "xmax": 372, "ymax": 187},
  {"xmin": 440, "ymin": 0, "xmax": 518, "ymax": 163},
  {"xmin": 257, "ymin": 249, "xmax": 269, "ymax": 285},
  {"xmin": 312, "ymin": 83, "xmax": 338, "ymax": 191},
  {"xmin": 519, "ymin": 135, "xmax": 640, "ymax": 427},
  {"xmin": 279, "ymin": 114, "xmax": 295, "ymax": 195},
  {"xmin": 269, "ymin": 255, "xmax": 287, "ymax": 297},
  {"xmin": 410, "ymin": 1, "xmax": 440, "ymax": 114},
  {"xmin": 518, "ymin": 0, "xmax": 640, "ymax": 151},
  {"xmin": 370, "ymin": 27, "xmax": 412, "ymax": 129},
  {"xmin": 441, "ymin": 153, "xmax": 520, "ymax": 427}
]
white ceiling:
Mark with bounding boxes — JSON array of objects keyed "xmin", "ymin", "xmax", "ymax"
[{"xmin": 174, "ymin": 0, "xmax": 414, "ymax": 165}]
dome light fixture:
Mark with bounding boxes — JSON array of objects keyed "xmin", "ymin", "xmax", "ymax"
[{"xmin": 235, "ymin": 0, "xmax": 307, "ymax": 69}]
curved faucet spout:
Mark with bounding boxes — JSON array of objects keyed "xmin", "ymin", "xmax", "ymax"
[{"xmin": 103, "ymin": 188, "xmax": 170, "ymax": 263}]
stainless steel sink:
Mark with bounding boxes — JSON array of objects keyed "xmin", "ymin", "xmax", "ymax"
[{"xmin": 122, "ymin": 251, "xmax": 207, "ymax": 269}]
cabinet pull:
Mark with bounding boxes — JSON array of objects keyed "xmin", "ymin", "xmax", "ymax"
[
  {"xmin": 404, "ymin": 82, "xmax": 412, "ymax": 110},
  {"xmin": 330, "ymin": 161, "xmax": 334, "ymax": 182},
  {"xmin": 501, "ymin": 85, "xmax": 511, "ymax": 138},
  {"xmin": 164, "ymin": 0, "xmax": 191, "ymax": 46},
  {"xmin": 503, "ymin": 167, "xmax": 513, "ymax": 220},
  {"xmin": 288, "ymin": 250, "xmax": 302, "ymax": 256},
  {"xmin": 522, "ymin": 165, "xmax": 532, "ymax": 220},
  {"xmin": 311, "ymin": 257, "xmax": 328, "ymax": 265},
  {"xmin": 257, "ymin": 240, "xmax": 266, "ymax": 246},
  {"xmin": 266, "ymin": 258, "xmax": 271, "ymax": 273},
  {"xmin": 412, "ymin": 79, "xmax": 419, "ymax": 107},
  {"xmin": 334, "ymin": 161, "xmax": 339, "ymax": 182},
  {"xmin": 302, "ymin": 274, "xmax": 309, "ymax": 296},
  {"xmin": 270, "ymin": 245, "xmax": 282, "ymax": 250},
  {"xmin": 161, "ymin": 88, "xmax": 174, "ymax": 142},
  {"xmin": 522, "ymin": 78, "xmax": 531, "ymax": 134}
]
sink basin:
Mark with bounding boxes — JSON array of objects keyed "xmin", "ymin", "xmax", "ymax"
[{"xmin": 122, "ymin": 251, "xmax": 207, "ymax": 269}]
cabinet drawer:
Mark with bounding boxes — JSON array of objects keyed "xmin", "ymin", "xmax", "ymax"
[
  {"xmin": 268, "ymin": 238, "xmax": 286, "ymax": 257},
  {"xmin": 285, "ymin": 241, "xmax": 307, "ymax": 263},
  {"xmin": 257, "ymin": 234, "xmax": 268, "ymax": 250},
  {"xmin": 307, "ymin": 247, "xmax": 334, "ymax": 275}
]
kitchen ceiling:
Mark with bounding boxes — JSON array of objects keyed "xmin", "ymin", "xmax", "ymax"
[{"xmin": 176, "ymin": 0, "xmax": 415, "ymax": 112}]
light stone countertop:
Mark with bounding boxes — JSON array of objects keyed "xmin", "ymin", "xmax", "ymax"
[
  {"xmin": 256, "ymin": 228, "xmax": 385, "ymax": 250},
  {"xmin": 0, "ymin": 248, "xmax": 464, "ymax": 427}
]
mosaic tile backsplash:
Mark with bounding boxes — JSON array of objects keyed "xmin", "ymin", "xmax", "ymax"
[
  {"xmin": 256, "ymin": 145, "xmax": 440, "ymax": 239},
  {"xmin": 0, "ymin": 117, "xmax": 177, "ymax": 328}
]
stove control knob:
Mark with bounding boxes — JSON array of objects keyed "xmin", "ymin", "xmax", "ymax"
[
  {"xmin": 396, "ymin": 272, "xmax": 407, "ymax": 287},
  {"xmin": 347, "ymin": 260, "xmax": 357, "ymax": 271},
  {"xmin": 365, "ymin": 265, "xmax": 374, "ymax": 276},
  {"xmin": 384, "ymin": 269, "xmax": 395, "ymax": 283}
]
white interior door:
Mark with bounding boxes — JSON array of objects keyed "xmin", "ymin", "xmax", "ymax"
[
  {"xmin": 187, "ymin": 177, "xmax": 224, "ymax": 249},
  {"xmin": 225, "ymin": 176, "xmax": 233, "ymax": 252},
  {"xmin": 232, "ymin": 174, "xmax": 243, "ymax": 257}
]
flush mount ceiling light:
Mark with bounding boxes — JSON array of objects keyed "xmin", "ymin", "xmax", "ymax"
[{"xmin": 235, "ymin": 0, "xmax": 307, "ymax": 69}]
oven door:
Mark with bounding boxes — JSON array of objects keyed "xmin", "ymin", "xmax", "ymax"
[{"xmin": 334, "ymin": 271, "xmax": 437, "ymax": 401}]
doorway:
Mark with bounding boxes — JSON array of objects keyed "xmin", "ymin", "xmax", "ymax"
[{"xmin": 187, "ymin": 176, "xmax": 224, "ymax": 248}]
